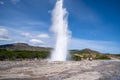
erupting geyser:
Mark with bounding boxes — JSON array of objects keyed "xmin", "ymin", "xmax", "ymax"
[{"xmin": 50, "ymin": 0, "xmax": 71, "ymax": 61}]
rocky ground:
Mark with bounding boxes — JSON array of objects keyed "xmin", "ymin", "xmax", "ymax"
[{"xmin": 0, "ymin": 60, "xmax": 120, "ymax": 80}]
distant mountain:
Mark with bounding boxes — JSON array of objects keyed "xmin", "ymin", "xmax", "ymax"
[
  {"xmin": 70, "ymin": 48, "xmax": 101, "ymax": 54},
  {"xmin": 0, "ymin": 43, "xmax": 52, "ymax": 51},
  {"xmin": 0, "ymin": 43, "xmax": 119, "ymax": 61},
  {"xmin": 80, "ymin": 48, "xmax": 101, "ymax": 54},
  {"xmin": 70, "ymin": 48, "xmax": 112, "ymax": 60}
]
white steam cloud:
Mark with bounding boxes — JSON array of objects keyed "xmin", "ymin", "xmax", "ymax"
[{"xmin": 50, "ymin": 0, "xmax": 71, "ymax": 61}]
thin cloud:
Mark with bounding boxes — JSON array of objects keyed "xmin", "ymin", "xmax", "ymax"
[
  {"xmin": 26, "ymin": 21, "xmax": 48, "ymax": 27},
  {"xmin": 0, "ymin": 1, "xmax": 4, "ymax": 5},
  {"xmin": 29, "ymin": 39, "xmax": 44, "ymax": 45},
  {"xmin": 70, "ymin": 38, "xmax": 120, "ymax": 53},
  {"xmin": 37, "ymin": 33, "xmax": 49, "ymax": 38},
  {"xmin": 11, "ymin": 0, "xmax": 20, "ymax": 4},
  {"xmin": 0, "ymin": 36, "xmax": 11, "ymax": 41},
  {"xmin": 3, "ymin": 20, "xmax": 49, "ymax": 32},
  {"xmin": 22, "ymin": 32, "xmax": 33, "ymax": 38},
  {"xmin": 22, "ymin": 32, "xmax": 50, "ymax": 39},
  {"xmin": 0, "ymin": 28, "xmax": 8, "ymax": 35},
  {"xmin": 0, "ymin": 28, "xmax": 10, "ymax": 41},
  {"xmin": 68, "ymin": 0, "xmax": 101, "ymax": 24}
]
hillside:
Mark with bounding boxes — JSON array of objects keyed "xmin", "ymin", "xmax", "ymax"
[
  {"xmin": 0, "ymin": 43, "xmax": 119, "ymax": 61},
  {"xmin": 0, "ymin": 43, "xmax": 52, "ymax": 51},
  {"xmin": 70, "ymin": 48, "xmax": 101, "ymax": 55},
  {"xmin": 70, "ymin": 49, "xmax": 113, "ymax": 60}
]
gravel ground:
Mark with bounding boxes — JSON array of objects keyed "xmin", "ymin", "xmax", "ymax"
[{"xmin": 0, "ymin": 60, "xmax": 120, "ymax": 80}]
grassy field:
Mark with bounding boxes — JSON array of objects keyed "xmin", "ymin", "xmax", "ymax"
[
  {"xmin": 0, "ymin": 49, "xmax": 120, "ymax": 61},
  {"xmin": 0, "ymin": 49, "xmax": 50, "ymax": 61}
]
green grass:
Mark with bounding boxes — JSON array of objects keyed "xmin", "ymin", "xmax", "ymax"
[
  {"xmin": 71, "ymin": 55, "xmax": 81, "ymax": 61},
  {"xmin": 94, "ymin": 55, "xmax": 111, "ymax": 60},
  {"xmin": 0, "ymin": 49, "xmax": 117, "ymax": 61},
  {"xmin": 0, "ymin": 49, "xmax": 50, "ymax": 61}
]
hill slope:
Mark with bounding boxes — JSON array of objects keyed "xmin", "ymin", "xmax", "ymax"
[
  {"xmin": 70, "ymin": 48, "xmax": 111, "ymax": 60},
  {"xmin": 0, "ymin": 43, "xmax": 51, "ymax": 51},
  {"xmin": 0, "ymin": 43, "xmax": 119, "ymax": 61}
]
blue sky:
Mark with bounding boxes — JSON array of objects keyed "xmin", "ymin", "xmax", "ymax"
[{"xmin": 0, "ymin": 0, "xmax": 120, "ymax": 53}]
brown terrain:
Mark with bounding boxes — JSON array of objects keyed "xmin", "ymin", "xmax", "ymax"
[
  {"xmin": 0, "ymin": 60, "xmax": 120, "ymax": 80},
  {"xmin": 0, "ymin": 43, "xmax": 120, "ymax": 80}
]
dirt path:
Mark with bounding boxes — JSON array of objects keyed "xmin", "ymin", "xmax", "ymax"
[{"xmin": 0, "ymin": 60, "xmax": 120, "ymax": 80}]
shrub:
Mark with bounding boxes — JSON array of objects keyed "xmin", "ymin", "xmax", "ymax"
[
  {"xmin": 94, "ymin": 55, "xmax": 110, "ymax": 60},
  {"xmin": 0, "ymin": 49, "xmax": 50, "ymax": 61},
  {"xmin": 72, "ymin": 55, "xmax": 81, "ymax": 61}
]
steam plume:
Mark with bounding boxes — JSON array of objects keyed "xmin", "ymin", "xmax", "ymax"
[{"xmin": 50, "ymin": 0, "xmax": 71, "ymax": 61}]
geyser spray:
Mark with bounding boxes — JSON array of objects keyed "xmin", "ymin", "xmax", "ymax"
[{"xmin": 50, "ymin": 0, "xmax": 71, "ymax": 61}]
